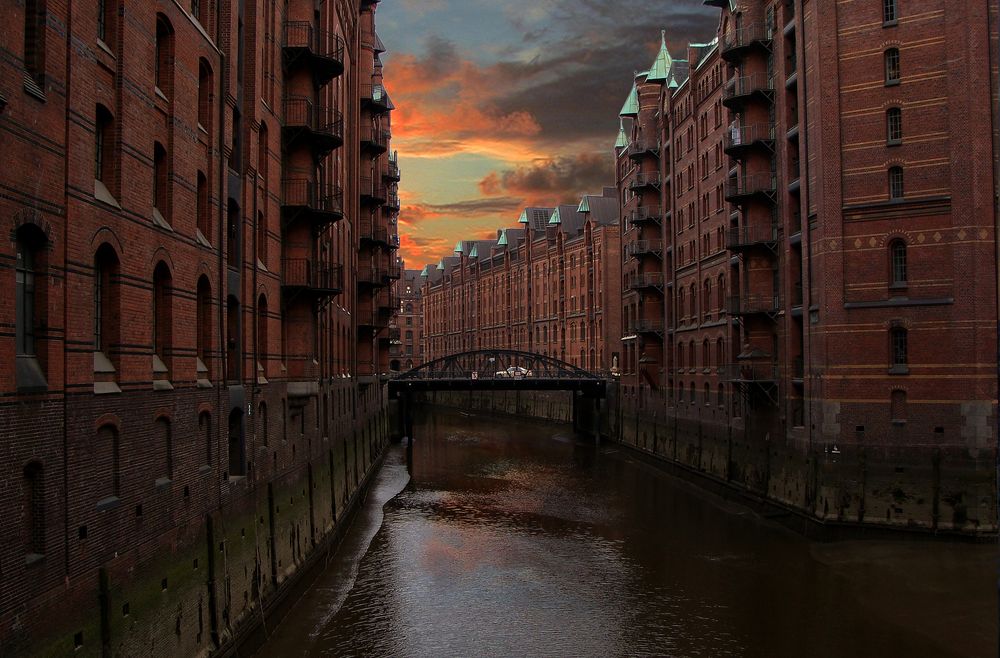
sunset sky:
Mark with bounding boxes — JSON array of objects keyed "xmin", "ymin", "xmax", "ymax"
[{"xmin": 376, "ymin": 0, "xmax": 719, "ymax": 269}]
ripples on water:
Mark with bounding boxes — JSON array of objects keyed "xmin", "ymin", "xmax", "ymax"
[{"xmin": 260, "ymin": 409, "xmax": 996, "ymax": 658}]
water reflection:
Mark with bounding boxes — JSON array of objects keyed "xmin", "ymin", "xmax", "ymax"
[{"xmin": 259, "ymin": 408, "xmax": 996, "ymax": 657}]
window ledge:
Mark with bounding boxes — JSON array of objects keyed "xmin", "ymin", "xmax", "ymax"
[
  {"xmin": 197, "ymin": 378, "xmax": 212, "ymax": 389},
  {"xmin": 887, "ymin": 139, "xmax": 902, "ymax": 147},
  {"xmin": 152, "ymin": 208, "xmax": 172, "ymax": 231},
  {"xmin": 96, "ymin": 496, "xmax": 120, "ymax": 512},
  {"xmin": 891, "ymin": 419, "xmax": 907, "ymax": 426},
  {"xmin": 154, "ymin": 86, "xmax": 169, "ymax": 102},
  {"xmin": 94, "ymin": 350, "xmax": 116, "ymax": 374},
  {"xmin": 883, "ymin": 19, "xmax": 899, "ymax": 28},
  {"xmin": 16, "ymin": 355, "xmax": 48, "ymax": 393},
  {"xmin": 199, "ymin": 464, "xmax": 212, "ymax": 475},
  {"xmin": 155, "ymin": 477, "xmax": 172, "ymax": 491},
  {"xmin": 96, "ymin": 38, "xmax": 115, "ymax": 59},
  {"xmin": 22, "ymin": 72, "xmax": 45, "ymax": 102},
  {"xmin": 888, "ymin": 365, "xmax": 910, "ymax": 375},
  {"xmin": 195, "ymin": 228, "xmax": 212, "ymax": 248},
  {"xmin": 153, "ymin": 379, "xmax": 174, "ymax": 391},
  {"xmin": 25, "ymin": 553, "xmax": 45, "ymax": 567},
  {"xmin": 885, "ymin": 79, "xmax": 900, "ymax": 87},
  {"xmin": 94, "ymin": 381, "xmax": 122, "ymax": 395},
  {"xmin": 94, "ymin": 179, "xmax": 121, "ymax": 209}
]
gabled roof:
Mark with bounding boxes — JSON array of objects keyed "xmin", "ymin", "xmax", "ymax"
[
  {"xmin": 577, "ymin": 196, "xmax": 591, "ymax": 213},
  {"xmin": 548, "ymin": 207, "xmax": 562, "ymax": 225},
  {"xmin": 518, "ymin": 207, "xmax": 553, "ymax": 231},
  {"xmin": 614, "ymin": 121, "xmax": 629, "ymax": 149}
]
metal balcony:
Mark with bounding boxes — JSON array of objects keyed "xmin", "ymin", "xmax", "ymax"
[
  {"xmin": 282, "ymin": 97, "xmax": 343, "ymax": 156},
  {"xmin": 723, "ymin": 363, "xmax": 780, "ymax": 383},
  {"xmin": 628, "ymin": 271, "xmax": 665, "ymax": 291},
  {"xmin": 721, "ymin": 24, "xmax": 773, "ymax": 63},
  {"xmin": 726, "ymin": 224, "xmax": 779, "ymax": 251},
  {"xmin": 360, "ymin": 178, "xmax": 388, "ymax": 206},
  {"xmin": 627, "ymin": 140, "xmax": 660, "ymax": 161},
  {"xmin": 625, "ymin": 240, "xmax": 664, "ymax": 259},
  {"xmin": 281, "ymin": 179, "xmax": 343, "ymax": 231},
  {"xmin": 726, "ymin": 294, "xmax": 781, "ymax": 317},
  {"xmin": 722, "ymin": 73, "xmax": 774, "ymax": 110},
  {"xmin": 725, "ymin": 173, "xmax": 777, "ymax": 203},
  {"xmin": 629, "ymin": 205, "xmax": 662, "ymax": 226},
  {"xmin": 360, "ymin": 126, "xmax": 389, "ymax": 154},
  {"xmin": 282, "ymin": 259, "xmax": 343, "ymax": 301},
  {"xmin": 357, "ymin": 265, "xmax": 387, "ymax": 287},
  {"xmin": 359, "ymin": 220, "xmax": 390, "ymax": 246},
  {"xmin": 385, "ymin": 191, "xmax": 400, "ymax": 211},
  {"xmin": 361, "ymin": 83, "xmax": 390, "ymax": 113},
  {"xmin": 724, "ymin": 123, "xmax": 775, "ymax": 158},
  {"xmin": 628, "ymin": 172, "xmax": 662, "ymax": 190},
  {"xmin": 387, "ymin": 262, "xmax": 402, "ymax": 279},
  {"xmin": 384, "ymin": 159, "xmax": 401, "ymax": 182},
  {"xmin": 633, "ymin": 319, "xmax": 665, "ymax": 336},
  {"xmin": 282, "ymin": 21, "xmax": 345, "ymax": 85}
]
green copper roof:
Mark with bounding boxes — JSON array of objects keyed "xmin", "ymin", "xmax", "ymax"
[
  {"xmin": 518, "ymin": 209, "xmax": 528, "ymax": 224},
  {"xmin": 497, "ymin": 230, "xmax": 508, "ymax": 247},
  {"xmin": 647, "ymin": 30, "xmax": 673, "ymax": 84},
  {"xmin": 437, "ymin": 260, "xmax": 445, "ymax": 271},
  {"xmin": 668, "ymin": 74, "xmax": 680, "ymax": 90},
  {"xmin": 420, "ymin": 266, "xmax": 429, "ymax": 277},
  {"xmin": 614, "ymin": 121, "xmax": 629, "ymax": 149},
  {"xmin": 619, "ymin": 84, "xmax": 639, "ymax": 118},
  {"xmin": 454, "ymin": 241, "xmax": 464, "ymax": 254},
  {"xmin": 577, "ymin": 196, "xmax": 591, "ymax": 213},
  {"xmin": 548, "ymin": 207, "xmax": 562, "ymax": 225},
  {"xmin": 469, "ymin": 244, "xmax": 479, "ymax": 258}
]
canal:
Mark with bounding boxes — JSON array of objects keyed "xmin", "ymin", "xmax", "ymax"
[{"xmin": 257, "ymin": 407, "xmax": 996, "ymax": 657}]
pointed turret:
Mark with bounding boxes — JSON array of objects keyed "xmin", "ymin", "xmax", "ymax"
[
  {"xmin": 646, "ymin": 30, "xmax": 673, "ymax": 84},
  {"xmin": 619, "ymin": 83, "xmax": 639, "ymax": 117},
  {"xmin": 614, "ymin": 121, "xmax": 629, "ymax": 150}
]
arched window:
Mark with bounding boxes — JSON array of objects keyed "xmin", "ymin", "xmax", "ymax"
[
  {"xmin": 15, "ymin": 226, "xmax": 45, "ymax": 359},
  {"xmin": 94, "ymin": 244, "xmax": 120, "ymax": 365},
  {"xmin": 890, "ymin": 240, "xmax": 907, "ymax": 286},
  {"xmin": 704, "ymin": 383, "xmax": 710, "ymax": 406},
  {"xmin": 22, "ymin": 462, "xmax": 45, "ymax": 557},
  {"xmin": 717, "ymin": 273, "xmax": 726, "ymax": 310},
  {"xmin": 886, "ymin": 107, "xmax": 902, "ymax": 145},
  {"xmin": 689, "ymin": 341, "xmax": 696, "ymax": 369},
  {"xmin": 580, "ymin": 324, "xmax": 586, "ymax": 341},
  {"xmin": 716, "ymin": 338, "xmax": 725, "ymax": 371},
  {"xmin": 891, "ymin": 389, "xmax": 907, "ymax": 422},
  {"xmin": 197, "ymin": 171, "xmax": 210, "ymax": 241},
  {"xmin": 678, "ymin": 289, "xmax": 685, "ymax": 320},
  {"xmin": 703, "ymin": 279, "xmax": 712, "ymax": 316},
  {"xmin": 890, "ymin": 327, "xmax": 908, "ymax": 371},
  {"xmin": 689, "ymin": 382, "xmax": 696, "ymax": 405},
  {"xmin": 152, "ymin": 141, "xmax": 168, "ymax": 222},
  {"xmin": 97, "ymin": 424, "xmax": 120, "ymax": 498},
  {"xmin": 689, "ymin": 283, "xmax": 697, "ymax": 319},
  {"xmin": 198, "ymin": 58, "xmax": 212, "ymax": 132},
  {"xmin": 888, "ymin": 166, "xmax": 904, "ymax": 200},
  {"xmin": 199, "ymin": 411, "xmax": 212, "ymax": 466},
  {"xmin": 702, "ymin": 339, "xmax": 710, "ymax": 368},
  {"xmin": 677, "ymin": 346, "xmax": 685, "ymax": 370},
  {"xmin": 228, "ymin": 409, "xmax": 245, "ymax": 477},
  {"xmin": 884, "ymin": 48, "xmax": 900, "ymax": 84},
  {"xmin": 257, "ymin": 293, "xmax": 268, "ymax": 377},
  {"xmin": 152, "ymin": 262, "xmax": 173, "ymax": 377},
  {"xmin": 95, "ymin": 105, "xmax": 115, "ymax": 193},
  {"xmin": 154, "ymin": 15, "xmax": 174, "ymax": 97},
  {"xmin": 717, "ymin": 383, "xmax": 725, "ymax": 408},
  {"xmin": 155, "ymin": 417, "xmax": 172, "ymax": 480}
]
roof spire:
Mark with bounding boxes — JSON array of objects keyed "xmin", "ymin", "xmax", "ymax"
[
  {"xmin": 614, "ymin": 120, "xmax": 629, "ymax": 150},
  {"xmin": 646, "ymin": 29, "xmax": 673, "ymax": 84},
  {"xmin": 619, "ymin": 83, "xmax": 639, "ymax": 118}
]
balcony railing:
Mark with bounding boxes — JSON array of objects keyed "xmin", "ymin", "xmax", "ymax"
[
  {"xmin": 384, "ymin": 159, "xmax": 401, "ymax": 181},
  {"xmin": 357, "ymin": 265, "xmax": 386, "ymax": 286},
  {"xmin": 627, "ymin": 140, "xmax": 660, "ymax": 160},
  {"xmin": 721, "ymin": 23, "xmax": 773, "ymax": 61},
  {"xmin": 633, "ymin": 319, "xmax": 665, "ymax": 335},
  {"xmin": 726, "ymin": 294, "xmax": 781, "ymax": 316},
  {"xmin": 387, "ymin": 262, "xmax": 402, "ymax": 279},
  {"xmin": 629, "ymin": 172, "xmax": 662, "ymax": 190},
  {"xmin": 724, "ymin": 123, "xmax": 775, "ymax": 156},
  {"xmin": 282, "ymin": 97, "xmax": 343, "ymax": 154},
  {"xmin": 626, "ymin": 240, "xmax": 664, "ymax": 258},
  {"xmin": 385, "ymin": 191, "xmax": 400, "ymax": 211},
  {"xmin": 723, "ymin": 73, "xmax": 774, "ymax": 108},
  {"xmin": 359, "ymin": 219, "xmax": 389, "ymax": 245},
  {"xmin": 629, "ymin": 206, "xmax": 662, "ymax": 225},
  {"xmin": 281, "ymin": 179, "xmax": 344, "ymax": 226},
  {"xmin": 723, "ymin": 363, "xmax": 780, "ymax": 382},
  {"xmin": 725, "ymin": 173, "xmax": 777, "ymax": 202},
  {"xmin": 360, "ymin": 177, "xmax": 388, "ymax": 206},
  {"xmin": 628, "ymin": 272, "xmax": 665, "ymax": 290},
  {"xmin": 360, "ymin": 126, "xmax": 389, "ymax": 153},
  {"xmin": 282, "ymin": 259, "xmax": 343, "ymax": 295},
  {"xmin": 726, "ymin": 224, "xmax": 779, "ymax": 250},
  {"xmin": 282, "ymin": 21, "xmax": 345, "ymax": 83},
  {"xmin": 361, "ymin": 83, "xmax": 390, "ymax": 112},
  {"xmin": 388, "ymin": 234, "xmax": 401, "ymax": 249}
]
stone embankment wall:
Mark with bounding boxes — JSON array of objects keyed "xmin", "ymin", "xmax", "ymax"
[{"xmin": 421, "ymin": 386, "xmax": 996, "ymax": 539}]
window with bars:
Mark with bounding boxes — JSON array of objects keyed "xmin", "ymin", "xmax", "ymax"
[
  {"xmin": 890, "ymin": 327, "xmax": 908, "ymax": 369},
  {"xmin": 886, "ymin": 107, "xmax": 902, "ymax": 144},
  {"xmin": 889, "ymin": 166, "xmax": 904, "ymax": 199},
  {"xmin": 890, "ymin": 240, "xmax": 907, "ymax": 286},
  {"xmin": 884, "ymin": 48, "xmax": 900, "ymax": 84},
  {"xmin": 883, "ymin": 0, "xmax": 898, "ymax": 24}
]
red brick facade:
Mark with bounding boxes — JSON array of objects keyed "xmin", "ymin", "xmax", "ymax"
[
  {"xmin": 421, "ymin": 191, "xmax": 622, "ymax": 372},
  {"xmin": 389, "ymin": 267, "xmax": 425, "ymax": 370},
  {"xmin": 0, "ymin": 0, "xmax": 398, "ymax": 652},
  {"xmin": 611, "ymin": 0, "xmax": 998, "ymax": 532}
]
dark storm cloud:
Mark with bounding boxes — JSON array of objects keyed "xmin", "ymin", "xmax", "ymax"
[
  {"xmin": 479, "ymin": 153, "xmax": 614, "ymax": 204},
  {"xmin": 407, "ymin": 197, "xmax": 526, "ymax": 217},
  {"xmin": 495, "ymin": 0, "xmax": 719, "ymax": 144}
]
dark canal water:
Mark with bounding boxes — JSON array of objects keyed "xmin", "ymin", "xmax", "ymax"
[{"xmin": 258, "ymin": 408, "xmax": 996, "ymax": 657}]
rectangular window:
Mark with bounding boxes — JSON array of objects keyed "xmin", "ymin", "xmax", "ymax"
[
  {"xmin": 23, "ymin": 0, "xmax": 46, "ymax": 86},
  {"xmin": 883, "ymin": 0, "xmax": 897, "ymax": 23},
  {"xmin": 889, "ymin": 167, "xmax": 904, "ymax": 199},
  {"xmin": 885, "ymin": 49, "xmax": 900, "ymax": 84},
  {"xmin": 887, "ymin": 109, "xmax": 902, "ymax": 144},
  {"xmin": 891, "ymin": 330, "xmax": 907, "ymax": 366}
]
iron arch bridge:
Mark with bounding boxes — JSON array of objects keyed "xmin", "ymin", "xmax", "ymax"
[{"xmin": 388, "ymin": 349, "xmax": 606, "ymax": 399}]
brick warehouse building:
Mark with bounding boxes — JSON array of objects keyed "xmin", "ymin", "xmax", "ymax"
[
  {"xmin": 389, "ymin": 266, "xmax": 425, "ymax": 371},
  {"xmin": 421, "ymin": 190, "xmax": 622, "ymax": 372},
  {"xmin": 613, "ymin": 1, "xmax": 998, "ymax": 533},
  {"xmin": 0, "ymin": 0, "xmax": 398, "ymax": 653}
]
